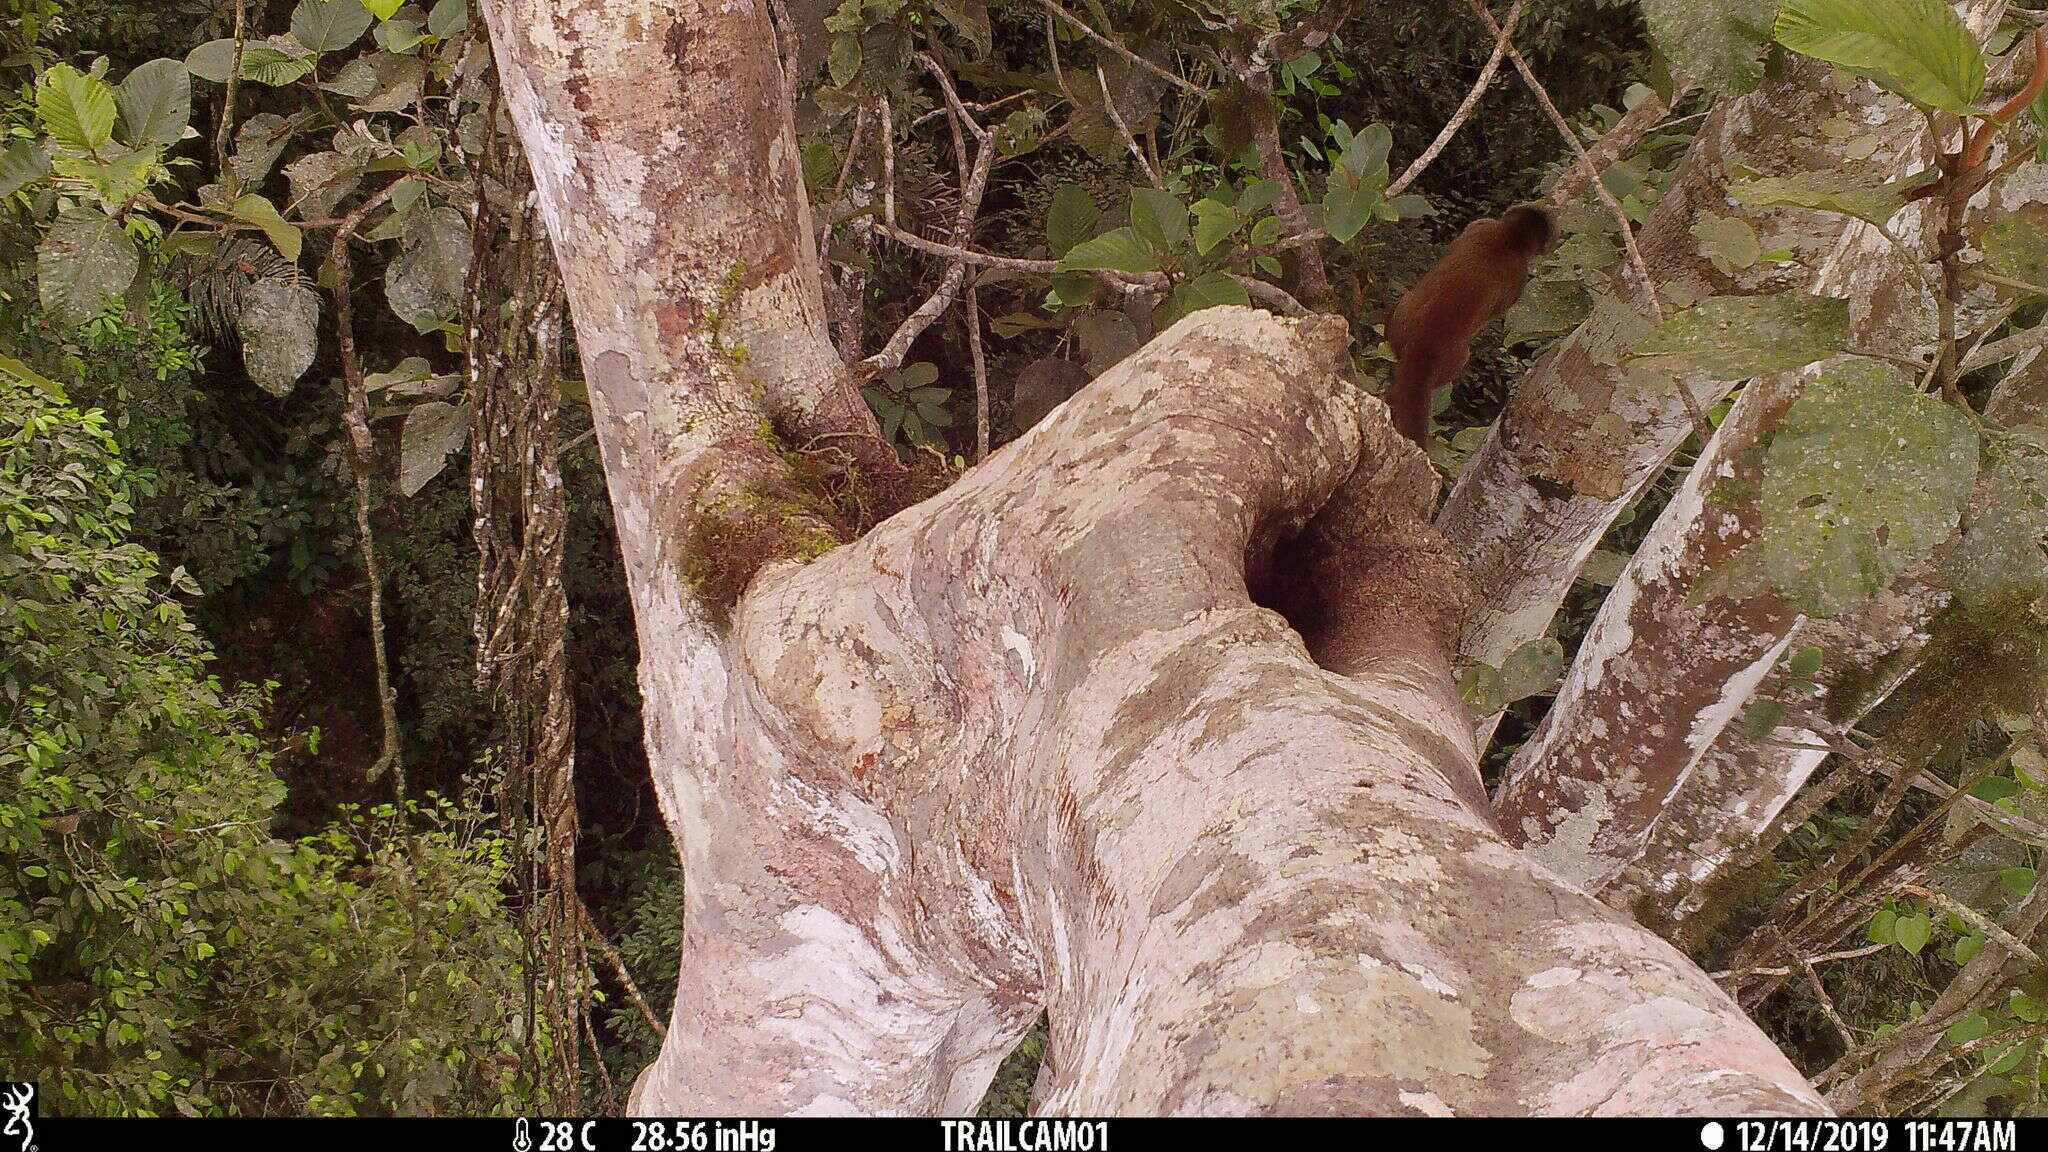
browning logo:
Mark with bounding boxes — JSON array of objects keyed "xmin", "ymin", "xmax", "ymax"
[{"xmin": 0, "ymin": 1083, "xmax": 32, "ymax": 1152}]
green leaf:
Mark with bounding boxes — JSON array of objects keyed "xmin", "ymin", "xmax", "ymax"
[
  {"xmin": 1630, "ymin": 292, "xmax": 1851, "ymax": 379},
  {"xmin": 1894, "ymin": 912, "xmax": 1932, "ymax": 955},
  {"xmin": 1190, "ymin": 199, "xmax": 1242, "ymax": 255},
  {"xmin": 1641, "ymin": 0, "xmax": 1779, "ymax": 97},
  {"xmin": 828, "ymin": 34, "xmax": 862, "ymax": 88},
  {"xmin": 37, "ymin": 208, "xmax": 139, "ymax": 327},
  {"xmin": 1059, "ymin": 227, "xmax": 1159, "ymax": 274},
  {"xmin": 399, "ymin": 400, "xmax": 470, "ymax": 496},
  {"xmin": 1943, "ymin": 439, "xmax": 2048, "ymax": 616},
  {"xmin": 1952, "ymin": 932, "xmax": 1986, "ymax": 965},
  {"xmin": 1498, "ymin": 636, "xmax": 1566, "ymax": 703},
  {"xmin": 1129, "ymin": 187, "xmax": 1189, "ymax": 254},
  {"xmin": 115, "ymin": 59, "xmax": 191, "ymax": 148},
  {"xmin": 1169, "ymin": 271, "xmax": 1250, "ymax": 318},
  {"xmin": 1981, "ymin": 203, "xmax": 2048, "ymax": 289},
  {"xmin": 1788, "ymin": 646, "xmax": 1824, "ymax": 679},
  {"xmin": 1046, "ymin": 184, "xmax": 1099, "ymax": 257},
  {"xmin": 1758, "ymin": 360, "xmax": 1980, "ymax": 617},
  {"xmin": 373, "ymin": 16, "xmax": 428, "ymax": 54},
  {"xmin": 292, "ymin": 0, "xmax": 374, "ymax": 53},
  {"xmin": 36, "ymin": 64, "xmax": 118, "ymax": 152},
  {"xmin": 0, "ymin": 140, "xmax": 51, "ymax": 198},
  {"xmin": 1248, "ymin": 214, "xmax": 1284, "ymax": 248},
  {"xmin": 1322, "ymin": 162, "xmax": 1386, "ymax": 244},
  {"xmin": 1237, "ymin": 179, "xmax": 1282, "ymax": 217},
  {"xmin": 427, "ymin": 0, "xmax": 469, "ymax": 39},
  {"xmin": 1729, "ymin": 171, "xmax": 1916, "ymax": 227},
  {"xmin": 0, "ymin": 353, "xmax": 68, "ymax": 400},
  {"xmin": 183, "ymin": 39, "xmax": 242, "ymax": 83},
  {"xmin": 2003, "ymin": 867, "xmax": 2039, "ymax": 896},
  {"xmin": 1944, "ymin": 1011, "xmax": 1991, "ymax": 1041},
  {"xmin": 1335, "ymin": 123, "xmax": 1392, "ymax": 179},
  {"xmin": 1740, "ymin": 699, "xmax": 1787, "ymax": 740},
  {"xmin": 361, "ymin": 0, "xmax": 403, "ymax": 18},
  {"xmin": 1867, "ymin": 908, "xmax": 1898, "ymax": 944},
  {"xmin": 238, "ymin": 279, "xmax": 320, "ymax": 395},
  {"xmin": 1774, "ymin": 0, "xmax": 1986, "ymax": 113},
  {"xmin": 384, "ymin": 205, "xmax": 473, "ymax": 332},
  {"xmin": 227, "ymin": 194, "xmax": 303, "ymax": 262}
]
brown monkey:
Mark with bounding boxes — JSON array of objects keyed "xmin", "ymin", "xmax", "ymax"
[{"xmin": 1384, "ymin": 203, "xmax": 1555, "ymax": 446}]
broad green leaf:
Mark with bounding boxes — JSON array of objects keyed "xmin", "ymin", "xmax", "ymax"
[
  {"xmin": 1893, "ymin": 912, "xmax": 1932, "ymax": 955},
  {"xmin": 1641, "ymin": 0, "xmax": 1779, "ymax": 96},
  {"xmin": 293, "ymin": 0, "xmax": 373, "ymax": 53},
  {"xmin": 1129, "ymin": 187, "xmax": 1189, "ymax": 254},
  {"xmin": 1323, "ymin": 163, "xmax": 1385, "ymax": 244},
  {"xmin": 385, "ymin": 205, "xmax": 473, "ymax": 331},
  {"xmin": 1759, "ymin": 360, "xmax": 1980, "ymax": 617},
  {"xmin": 1944, "ymin": 1011, "xmax": 1991, "ymax": 1040},
  {"xmin": 1237, "ymin": 179, "xmax": 1282, "ymax": 216},
  {"xmin": 1059, "ymin": 227, "xmax": 1159, "ymax": 274},
  {"xmin": 828, "ymin": 33, "xmax": 862, "ymax": 88},
  {"xmin": 1867, "ymin": 908, "xmax": 1899, "ymax": 944},
  {"xmin": 184, "ymin": 39, "xmax": 241, "ymax": 83},
  {"xmin": 399, "ymin": 400, "xmax": 471, "ymax": 496},
  {"xmin": 52, "ymin": 143, "xmax": 161, "ymax": 203},
  {"xmin": 1740, "ymin": 699, "xmax": 1787, "ymax": 739},
  {"xmin": 0, "ymin": 353, "xmax": 68, "ymax": 400},
  {"xmin": 1943, "ymin": 437, "xmax": 2048, "ymax": 615},
  {"xmin": 1046, "ymin": 184, "xmax": 1099, "ymax": 257},
  {"xmin": 36, "ymin": 64, "xmax": 118, "ymax": 152},
  {"xmin": 1693, "ymin": 214, "xmax": 1761, "ymax": 274},
  {"xmin": 283, "ymin": 150, "xmax": 364, "ymax": 219},
  {"xmin": 1498, "ymin": 636, "xmax": 1565, "ymax": 703},
  {"xmin": 37, "ymin": 208, "xmax": 139, "ymax": 327},
  {"xmin": 373, "ymin": 17, "xmax": 428, "ymax": 54},
  {"xmin": 228, "ymin": 194, "xmax": 303, "ymax": 262},
  {"xmin": 230, "ymin": 112, "xmax": 298, "ymax": 185},
  {"xmin": 1166, "ymin": 271, "xmax": 1250, "ymax": 323},
  {"xmin": 427, "ymin": 0, "xmax": 469, "ymax": 39},
  {"xmin": 0, "ymin": 140, "xmax": 51, "ymax": 198},
  {"xmin": 1729, "ymin": 171, "xmax": 1915, "ymax": 226},
  {"xmin": 116, "ymin": 59, "xmax": 191, "ymax": 148},
  {"xmin": 1190, "ymin": 199, "xmax": 1242, "ymax": 255},
  {"xmin": 362, "ymin": 0, "xmax": 404, "ymax": 16},
  {"xmin": 1630, "ymin": 292, "xmax": 1851, "ymax": 378},
  {"xmin": 1774, "ymin": 0, "xmax": 1985, "ymax": 112},
  {"xmin": 1335, "ymin": 123, "xmax": 1391, "ymax": 179},
  {"xmin": 1981, "ymin": 203, "xmax": 2048, "ymax": 289},
  {"xmin": 2003, "ymin": 867, "xmax": 2039, "ymax": 896},
  {"xmin": 1788, "ymin": 646, "xmax": 1824, "ymax": 678},
  {"xmin": 238, "ymin": 279, "xmax": 320, "ymax": 395}
]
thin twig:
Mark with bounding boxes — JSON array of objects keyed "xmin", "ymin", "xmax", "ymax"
[
  {"xmin": 330, "ymin": 181, "xmax": 405, "ymax": 792},
  {"xmin": 1098, "ymin": 61, "xmax": 1165, "ymax": 185},
  {"xmin": 966, "ymin": 283, "xmax": 989, "ymax": 462},
  {"xmin": 1038, "ymin": 0, "xmax": 1207, "ymax": 97},
  {"xmin": 213, "ymin": 1, "xmax": 246, "ymax": 177},
  {"xmin": 1386, "ymin": 0, "xmax": 1528, "ymax": 199},
  {"xmin": 581, "ymin": 902, "xmax": 667, "ymax": 1039}
]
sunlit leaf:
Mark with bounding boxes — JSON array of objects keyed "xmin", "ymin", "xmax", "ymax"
[
  {"xmin": 1059, "ymin": 227, "xmax": 1159, "ymax": 275},
  {"xmin": 115, "ymin": 59, "xmax": 191, "ymax": 148},
  {"xmin": 1774, "ymin": 0, "xmax": 1985, "ymax": 112},
  {"xmin": 292, "ymin": 0, "xmax": 374, "ymax": 53},
  {"xmin": 1641, "ymin": 0, "xmax": 1778, "ymax": 96},
  {"xmin": 36, "ymin": 64, "xmax": 117, "ymax": 152},
  {"xmin": 1129, "ymin": 187, "xmax": 1189, "ymax": 254},
  {"xmin": 1630, "ymin": 292, "xmax": 1851, "ymax": 379},
  {"xmin": 1758, "ymin": 360, "xmax": 1980, "ymax": 617}
]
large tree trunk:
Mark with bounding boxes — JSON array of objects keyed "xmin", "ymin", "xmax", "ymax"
[
  {"xmin": 478, "ymin": 0, "xmax": 1827, "ymax": 1116},
  {"xmin": 625, "ymin": 305, "xmax": 1825, "ymax": 1116}
]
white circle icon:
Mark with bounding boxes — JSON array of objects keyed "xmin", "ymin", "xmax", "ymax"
[{"xmin": 1701, "ymin": 1122, "xmax": 1726, "ymax": 1150}]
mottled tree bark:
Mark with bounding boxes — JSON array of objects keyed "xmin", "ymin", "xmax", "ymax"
[{"xmin": 626, "ymin": 306, "xmax": 1824, "ymax": 1116}]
